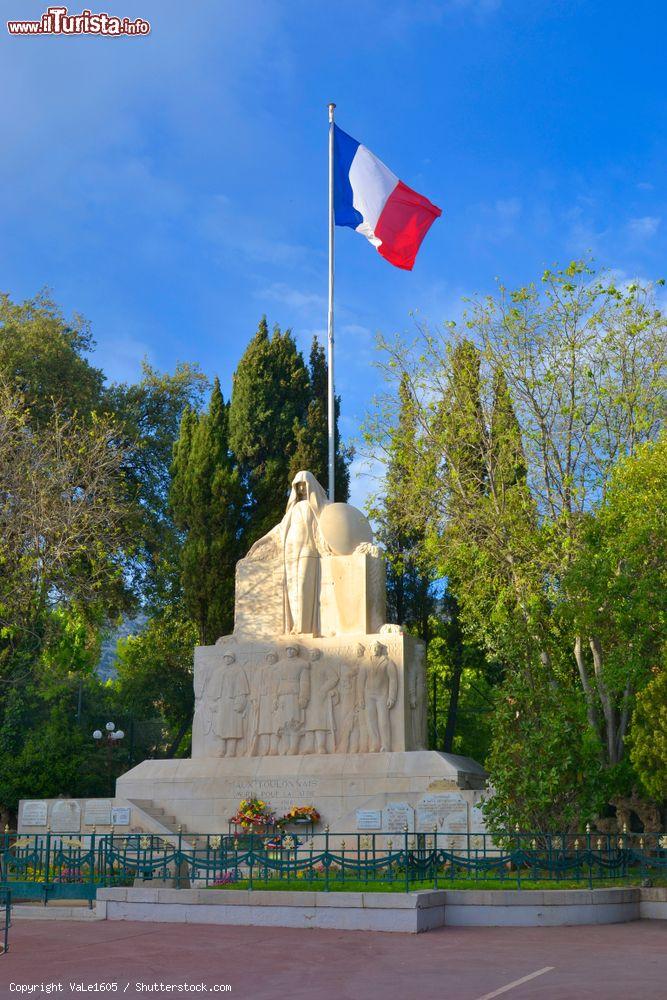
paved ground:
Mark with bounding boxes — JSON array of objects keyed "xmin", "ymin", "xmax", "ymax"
[{"xmin": 1, "ymin": 919, "xmax": 666, "ymax": 999}]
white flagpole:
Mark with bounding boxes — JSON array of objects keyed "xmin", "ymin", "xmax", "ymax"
[{"xmin": 327, "ymin": 101, "xmax": 336, "ymax": 501}]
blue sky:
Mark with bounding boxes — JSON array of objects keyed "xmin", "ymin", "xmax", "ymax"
[{"xmin": 2, "ymin": 0, "xmax": 666, "ymax": 505}]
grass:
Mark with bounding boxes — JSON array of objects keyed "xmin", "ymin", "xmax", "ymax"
[{"xmin": 206, "ymin": 873, "xmax": 667, "ymax": 893}]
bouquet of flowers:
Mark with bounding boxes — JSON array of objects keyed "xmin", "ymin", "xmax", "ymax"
[
  {"xmin": 230, "ymin": 798, "xmax": 276, "ymax": 831},
  {"xmin": 282, "ymin": 805, "xmax": 321, "ymax": 825}
]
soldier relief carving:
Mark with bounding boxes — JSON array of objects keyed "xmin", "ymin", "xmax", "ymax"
[
  {"xmin": 193, "ymin": 640, "xmax": 402, "ymax": 757},
  {"xmin": 191, "ymin": 471, "xmax": 427, "ymax": 758}
]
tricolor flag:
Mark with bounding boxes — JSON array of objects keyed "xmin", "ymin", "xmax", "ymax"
[{"xmin": 333, "ymin": 125, "xmax": 442, "ymax": 271}]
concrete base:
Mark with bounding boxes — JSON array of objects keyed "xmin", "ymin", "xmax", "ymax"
[
  {"xmin": 443, "ymin": 887, "xmax": 641, "ymax": 926},
  {"xmin": 115, "ymin": 750, "xmax": 487, "ymax": 837},
  {"xmin": 98, "ymin": 887, "xmax": 446, "ymax": 933},
  {"xmin": 97, "ymin": 886, "xmax": 667, "ymax": 931}
]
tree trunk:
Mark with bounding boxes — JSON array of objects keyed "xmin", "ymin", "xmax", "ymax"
[
  {"xmin": 443, "ymin": 654, "xmax": 462, "ymax": 753},
  {"xmin": 574, "ymin": 636, "xmax": 601, "ymax": 736},
  {"xmin": 589, "ymin": 636, "xmax": 618, "ymax": 765},
  {"xmin": 166, "ymin": 718, "xmax": 191, "ymax": 759}
]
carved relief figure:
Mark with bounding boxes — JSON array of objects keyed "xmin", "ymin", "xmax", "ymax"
[
  {"xmin": 302, "ymin": 648, "xmax": 339, "ymax": 754},
  {"xmin": 213, "ymin": 652, "xmax": 249, "ymax": 757},
  {"xmin": 246, "ymin": 472, "xmax": 330, "ymax": 635},
  {"xmin": 250, "ymin": 651, "xmax": 280, "ymax": 756},
  {"xmin": 275, "ymin": 644, "xmax": 310, "ymax": 754},
  {"xmin": 192, "ymin": 656, "xmax": 217, "ymax": 755},
  {"xmin": 360, "ymin": 641, "xmax": 398, "ymax": 752},
  {"xmin": 335, "ymin": 642, "xmax": 365, "ymax": 753}
]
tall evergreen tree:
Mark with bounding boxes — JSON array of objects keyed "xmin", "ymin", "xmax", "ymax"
[
  {"xmin": 230, "ymin": 322, "xmax": 352, "ymax": 544},
  {"xmin": 439, "ymin": 340, "xmax": 489, "ymax": 751},
  {"xmin": 289, "ymin": 337, "xmax": 351, "ymax": 501},
  {"xmin": 170, "ymin": 379, "xmax": 245, "ymax": 643},
  {"xmin": 375, "ymin": 373, "xmax": 435, "ymax": 634},
  {"xmin": 229, "ymin": 319, "xmax": 311, "ymax": 544}
]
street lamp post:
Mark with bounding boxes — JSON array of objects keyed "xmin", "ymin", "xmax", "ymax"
[{"xmin": 93, "ymin": 722, "xmax": 125, "ymax": 796}]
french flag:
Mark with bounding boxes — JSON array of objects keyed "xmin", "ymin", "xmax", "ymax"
[{"xmin": 333, "ymin": 125, "xmax": 442, "ymax": 271}]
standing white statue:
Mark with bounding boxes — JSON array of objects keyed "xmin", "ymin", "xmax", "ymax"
[{"xmin": 246, "ymin": 471, "xmax": 330, "ymax": 635}]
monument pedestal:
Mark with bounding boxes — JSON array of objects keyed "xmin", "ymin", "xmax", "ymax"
[{"xmin": 115, "ymin": 750, "xmax": 487, "ymax": 842}]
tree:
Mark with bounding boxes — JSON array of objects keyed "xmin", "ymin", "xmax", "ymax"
[
  {"xmin": 114, "ymin": 611, "xmax": 197, "ymax": 759},
  {"xmin": 229, "ymin": 321, "xmax": 352, "ymax": 546},
  {"xmin": 290, "ymin": 337, "xmax": 351, "ymax": 501},
  {"xmin": 229, "ymin": 318, "xmax": 311, "ymax": 544},
  {"xmin": 170, "ymin": 379, "xmax": 245, "ymax": 643},
  {"xmin": 565, "ymin": 434, "xmax": 667, "ymax": 771},
  {"xmin": 0, "ymin": 291, "xmax": 105, "ymax": 425},
  {"xmin": 0, "ymin": 383, "xmax": 130, "ymax": 684},
  {"xmin": 629, "ymin": 661, "xmax": 667, "ymax": 801},
  {"xmin": 106, "ymin": 360, "xmax": 209, "ymax": 608},
  {"xmin": 370, "ymin": 373, "xmax": 436, "ymax": 632},
  {"xmin": 371, "ymin": 262, "xmax": 665, "ymax": 825}
]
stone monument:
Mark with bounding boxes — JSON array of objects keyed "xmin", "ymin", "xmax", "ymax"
[{"xmin": 116, "ymin": 471, "xmax": 487, "ymax": 837}]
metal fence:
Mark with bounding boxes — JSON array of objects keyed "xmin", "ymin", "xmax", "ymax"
[
  {"xmin": 2, "ymin": 828, "xmax": 666, "ymax": 903},
  {"xmin": 0, "ymin": 889, "xmax": 9, "ymax": 954}
]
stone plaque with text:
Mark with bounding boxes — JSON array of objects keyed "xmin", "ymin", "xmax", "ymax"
[
  {"xmin": 51, "ymin": 800, "xmax": 81, "ymax": 833},
  {"xmin": 111, "ymin": 807, "xmax": 131, "ymax": 826},
  {"xmin": 383, "ymin": 801, "xmax": 414, "ymax": 833},
  {"xmin": 416, "ymin": 793, "xmax": 467, "ymax": 832},
  {"xmin": 83, "ymin": 799, "xmax": 112, "ymax": 826},
  {"xmin": 356, "ymin": 809, "xmax": 382, "ymax": 830},
  {"xmin": 21, "ymin": 801, "xmax": 47, "ymax": 827}
]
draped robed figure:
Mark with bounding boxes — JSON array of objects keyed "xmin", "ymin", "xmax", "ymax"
[{"xmin": 245, "ymin": 471, "xmax": 331, "ymax": 635}]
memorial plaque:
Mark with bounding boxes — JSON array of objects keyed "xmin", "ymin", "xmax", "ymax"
[
  {"xmin": 51, "ymin": 799, "xmax": 81, "ymax": 833},
  {"xmin": 111, "ymin": 807, "xmax": 131, "ymax": 826},
  {"xmin": 416, "ymin": 793, "xmax": 467, "ymax": 830},
  {"xmin": 356, "ymin": 809, "xmax": 382, "ymax": 830},
  {"xmin": 83, "ymin": 799, "xmax": 112, "ymax": 826},
  {"xmin": 21, "ymin": 800, "xmax": 47, "ymax": 827},
  {"xmin": 383, "ymin": 801, "xmax": 414, "ymax": 833}
]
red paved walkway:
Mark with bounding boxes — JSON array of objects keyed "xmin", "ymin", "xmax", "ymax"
[{"xmin": 1, "ymin": 920, "xmax": 666, "ymax": 999}]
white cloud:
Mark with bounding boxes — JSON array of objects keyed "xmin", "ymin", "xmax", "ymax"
[
  {"xmin": 627, "ymin": 216, "xmax": 661, "ymax": 240},
  {"xmin": 257, "ymin": 283, "xmax": 325, "ymax": 311}
]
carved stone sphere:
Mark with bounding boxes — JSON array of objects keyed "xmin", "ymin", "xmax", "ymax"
[{"xmin": 319, "ymin": 502, "xmax": 373, "ymax": 555}]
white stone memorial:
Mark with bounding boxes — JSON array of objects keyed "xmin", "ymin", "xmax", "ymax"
[{"xmin": 116, "ymin": 471, "xmax": 487, "ymax": 837}]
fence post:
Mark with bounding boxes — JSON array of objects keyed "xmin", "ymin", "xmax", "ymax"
[
  {"xmin": 90, "ymin": 827, "xmax": 97, "ymax": 905},
  {"xmin": 404, "ymin": 824, "xmax": 410, "ymax": 893},
  {"xmin": 324, "ymin": 825, "xmax": 330, "ymax": 892},
  {"xmin": 433, "ymin": 825, "xmax": 439, "ymax": 890},
  {"xmin": 44, "ymin": 827, "xmax": 52, "ymax": 906}
]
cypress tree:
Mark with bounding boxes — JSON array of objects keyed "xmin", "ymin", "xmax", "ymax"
[
  {"xmin": 289, "ymin": 337, "xmax": 351, "ymax": 501},
  {"xmin": 170, "ymin": 378, "xmax": 245, "ymax": 643},
  {"xmin": 228, "ymin": 319, "xmax": 311, "ymax": 544},
  {"xmin": 490, "ymin": 367, "xmax": 527, "ymax": 491},
  {"xmin": 439, "ymin": 339, "xmax": 488, "ymax": 752}
]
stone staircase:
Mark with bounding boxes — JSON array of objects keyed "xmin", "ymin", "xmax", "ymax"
[{"xmin": 126, "ymin": 799, "xmax": 201, "ymax": 847}]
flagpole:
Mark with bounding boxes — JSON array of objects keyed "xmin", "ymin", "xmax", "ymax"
[{"xmin": 327, "ymin": 101, "xmax": 336, "ymax": 502}]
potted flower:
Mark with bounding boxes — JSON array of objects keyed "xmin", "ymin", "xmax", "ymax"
[{"xmin": 282, "ymin": 805, "xmax": 321, "ymax": 826}]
